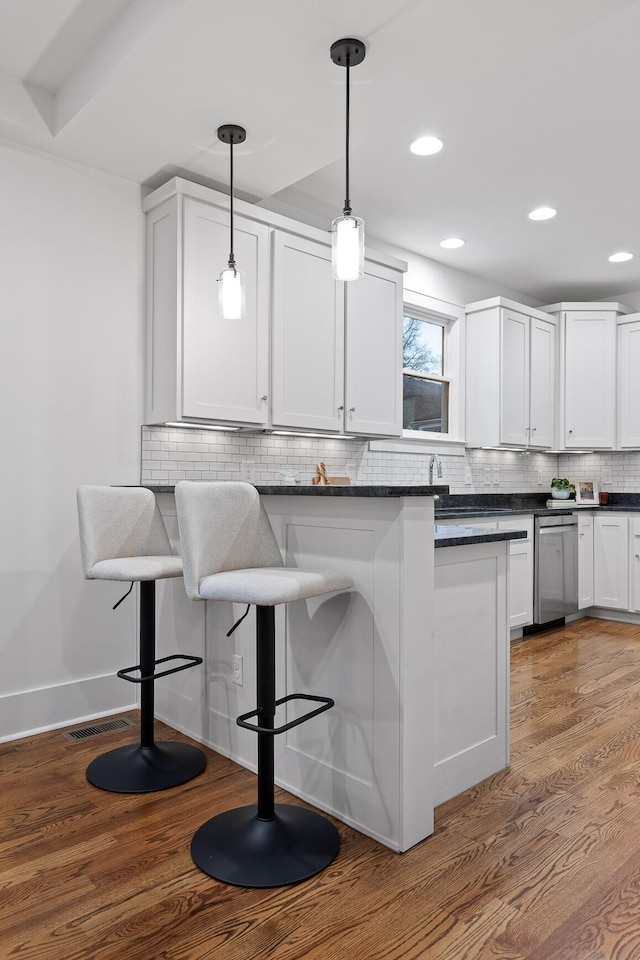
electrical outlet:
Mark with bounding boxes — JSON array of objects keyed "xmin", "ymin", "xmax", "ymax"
[
  {"xmin": 232, "ymin": 654, "xmax": 243, "ymax": 686},
  {"xmin": 464, "ymin": 468, "xmax": 472, "ymax": 486},
  {"xmin": 241, "ymin": 461, "xmax": 256, "ymax": 484}
]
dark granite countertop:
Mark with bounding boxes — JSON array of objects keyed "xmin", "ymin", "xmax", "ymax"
[
  {"xmin": 147, "ymin": 483, "xmax": 449, "ymax": 498},
  {"xmin": 434, "ymin": 525, "xmax": 527, "ymax": 548},
  {"xmin": 255, "ymin": 484, "xmax": 449, "ymax": 497}
]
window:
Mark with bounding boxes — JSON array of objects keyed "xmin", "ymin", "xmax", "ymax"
[{"xmin": 403, "ymin": 313, "xmax": 450, "ymax": 433}]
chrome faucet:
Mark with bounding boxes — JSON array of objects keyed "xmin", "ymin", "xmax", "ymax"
[{"xmin": 428, "ymin": 454, "xmax": 443, "ymax": 484}]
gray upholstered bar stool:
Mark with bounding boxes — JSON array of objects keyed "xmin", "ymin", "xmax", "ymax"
[
  {"xmin": 77, "ymin": 485, "xmax": 206, "ymax": 793},
  {"xmin": 175, "ymin": 480, "xmax": 353, "ymax": 888}
]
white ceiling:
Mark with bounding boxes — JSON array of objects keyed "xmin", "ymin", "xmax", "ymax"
[{"xmin": 2, "ymin": 0, "xmax": 640, "ymax": 302}]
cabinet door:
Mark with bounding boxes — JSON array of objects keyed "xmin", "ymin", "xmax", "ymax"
[
  {"xmin": 498, "ymin": 517, "xmax": 533, "ymax": 628},
  {"xmin": 564, "ymin": 311, "xmax": 616, "ymax": 448},
  {"xmin": 344, "ymin": 261, "xmax": 403, "ymax": 437},
  {"xmin": 182, "ymin": 199, "xmax": 270, "ymax": 424},
  {"xmin": 578, "ymin": 513, "xmax": 594, "ymax": 609},
  {"xmin": 500, "ymin": 310, "xmax": 530, "ymax": 446},
  {"xmin": 630, "ymin": 517, "xmax": 640, "ymax": 613},
  {"xmin": 618, "ymin": 319, "xmax": 640, "ymax": 447},
  {"xmin": 529, "ymin": 316, "xmax": 556, "ymax": 448},
  {"xmin": 594, "ymin": 514, "xmax": 629, "ymax": 609},
  {"xmin": 271, "ymin": 233, "xmax": 344, "ymax": 432}
]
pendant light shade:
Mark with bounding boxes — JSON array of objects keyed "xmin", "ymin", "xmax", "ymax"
[
  {"xmin": 330, "ymin": 38, "xmax": 366, "ymax": 281},
  {"xmin": 217, "ymin": 124, "xmax": 246, "ymax": 319}
]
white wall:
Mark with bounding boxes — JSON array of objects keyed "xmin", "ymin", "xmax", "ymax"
[{"xmin": 0, "ymin": 141, "xmax": 145, "ymax": 741}]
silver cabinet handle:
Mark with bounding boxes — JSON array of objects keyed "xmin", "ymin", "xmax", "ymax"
[
  {"xmin": 338, "ymin": 405, "xmax": 344, "ymax": 411},
  {"xmin": 568, "ymin": 429, "xmax": 573, "ymax": 435},
  {"xmin": 349, "ymin": 406, "xmax": 356, "ymax": 413},
  {"xmin": 531, "ymin": 426, "xmax": 537, "ymax": 432},
  {"xmin": 260, "ymin": 395, "xmax": 268, "ymax": 402}
]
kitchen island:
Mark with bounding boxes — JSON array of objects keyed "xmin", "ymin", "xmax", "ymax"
[{"xmin": 150, "ymin": 484, "xmax": 524, "ymax": 852}]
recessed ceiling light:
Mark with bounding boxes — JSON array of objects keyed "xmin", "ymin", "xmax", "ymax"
[
  {"xmin": 528, "ymin": 207, "xmax": 557, "ymax": 221},
  {"xmin": 409, "ymin": 136, "xmax": 443, "ymax": 156},
  {"xmin": 440, "ymin": 237, "xmax": 466, "ymax": 249},
  {"xmin": 608, "ymin": 251, "xmax": 633, "ymax": 262}
]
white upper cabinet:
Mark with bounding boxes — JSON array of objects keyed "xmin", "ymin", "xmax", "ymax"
[
  {"xmin": 465, "ymin": 298, "xmax": 556, "ymax": 449},
  {"xmin": 271, "ymin": 232, "xmax": 344, "ymax": 433},
  {"xmin": 542, "ymin": 302, "xmax": 630, "ymax": 450},
  {"xmin": 145, "ymin": 192, "xmax": 270, "ymax": 427},
  {"xmin": 345, "ymin": 260, "xmax": 403, "ymax": 437},
  {"xmin": 182, "ymin": 200, "xmax": 271, "ymax": 425},
  {"xmin": 618, "ymin": 314, "xmax": 640, "ymax": 448},
  {"xmin": 272, "ymin": 237, "xmax": 403, "ymax": 437},
  {"xmin": 144, "ymin": 179, "xmax": 405, "ymax": 435},
  {"xmin": 564, "ymin": 310, "xmax": 615, "ymax": 448}
]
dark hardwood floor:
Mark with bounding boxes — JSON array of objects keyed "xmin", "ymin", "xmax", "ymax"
[{"xmin": 3, "ymin": 617, "xmax": 640, "ymax": 959}]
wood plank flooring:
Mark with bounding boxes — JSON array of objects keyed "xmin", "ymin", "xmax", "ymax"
[{"xmin": 3, "ymin": 617, "xmax": 640, "ymax": 959}]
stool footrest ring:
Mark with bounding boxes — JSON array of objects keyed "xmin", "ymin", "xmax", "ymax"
[
  {"xmin": 236, "ymin": 693, "xmax": 334, "ymax": 735},
  {"xmin": 117, "ymin": 654, "xmax": 203, "ymax": 684}
]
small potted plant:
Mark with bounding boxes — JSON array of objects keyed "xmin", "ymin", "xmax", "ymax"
[{"xmin": 550, "ymin": 477, "xmax": 576, "ymax": 500}]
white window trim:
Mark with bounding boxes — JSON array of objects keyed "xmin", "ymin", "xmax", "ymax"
[{"xmin": 370, "ymin": 291, "xmax": 465, "ymax": 456}]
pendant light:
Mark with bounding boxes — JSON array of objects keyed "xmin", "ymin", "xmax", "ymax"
[
  {"xmin": 217, "ymin": 124, "xmax": 246, "ymax": 319},
  {"xmin": 330, "ymin": 38, "xmax": 366, "ymax": 281}
]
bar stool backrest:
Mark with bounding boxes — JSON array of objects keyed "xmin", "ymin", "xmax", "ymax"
[
  {"xmin": 77, "ymin": 485, "xmax": 175, "ymax": 578},
  {"xmin": 175, "ymin": 481, "xmax": 284, "ymax": 601}
]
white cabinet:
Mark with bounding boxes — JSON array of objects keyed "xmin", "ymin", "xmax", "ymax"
[
  {"xmin": 145, "ymin": 194, "xmax": 271, "ymax": 427},
  {"xmin": 271, "ymin": 232, "xmax": 344, "ymax": 433},
  {"xmin": 498, "ymin": 516, "xmax": 533, "ymax": 628},
  {"xmin": 594, "ymin": 514, "xmax": 629, "ymax": 609},
  {"xmin": 630, "ymin": 517, "xmax": 640, "ymax": 613},
  {"xmin": 465, "ymin": 298, "xmax": 556, "ymax": 449},
  {"xmin": 144, "ymin": 179, "xmax": 406, "ymax": 436},
  {"xmin": 618, "ymin": 315, "xmax": 640, "ymax": 448},
  {"xmin": 344, "ymin": 260, "xmax": 404, "ymax": 436},
  {"xmin": 542, "ymin": 302, "xmax": 630, "ymax": 449},
  {"xmin": 435, "ymin": 514, "xmax": 533, "ymax": 629},
  {"xmin": 433, "ymin": 539, "xmax": 509, "ymax": 806},
  {"xmin": 578, "ymin": 512, "xmax": 594, "ymax": 609},
  {"xmin": 272, "ymin": 234, "xmax": 404, "ymax": 437}
]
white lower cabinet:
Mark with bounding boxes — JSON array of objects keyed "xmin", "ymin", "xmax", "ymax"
[
  {"xmin": 433, "ymin": 540, "xmax": 509, "ymax": 805},
  {"xmin": 435, "ymin": 516, "xmax": 533, "ymax": 629},
  {"xmin": 498, "ymin": 517, "xmax": 533, "ymax": 628},
  {"xmin": 630, "ymin": 518, "xmax": 640, "ymax": 613},
  {"xmin": 578, "ymin": 513, "xmax": 594, "ymax": 609},
  {"xmin": 594, "ymin": 514, "xmax": 629, "ymax": 610}
]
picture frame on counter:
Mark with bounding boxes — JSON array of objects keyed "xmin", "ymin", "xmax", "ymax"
[{"xmin": 576, "ymin": 480, "xmax": 599, "ymax": 504}]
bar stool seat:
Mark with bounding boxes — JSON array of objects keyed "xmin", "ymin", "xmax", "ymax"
[
  {"xmin": 77, "ymin": 485, "xmax": 206, "ymax": 794},
  {"xmin": 176, "ymin": 480, "xmax": 353, "ymax": 889}
]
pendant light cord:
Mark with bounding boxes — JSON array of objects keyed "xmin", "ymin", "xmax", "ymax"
[
  {"xmin": 228, "ymin": 139, "xmax": 235, "ymax": 271},
  {"xmin": 344, "ymin": 55, "xmax": 351, "ymax": 217}
]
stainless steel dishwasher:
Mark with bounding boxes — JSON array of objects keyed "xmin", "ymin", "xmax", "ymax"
[{"xmin": 534, "ymin": 514, "xmax": 579, "ymax": 624}]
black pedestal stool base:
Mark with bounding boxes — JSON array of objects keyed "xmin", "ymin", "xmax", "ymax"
[
  {"xmin": 191, "ymin": 803, "xmax": 340, "ymax": 888},
  {"xmin": 86, "ymin": 741, "xmax": 206, "ymax": 793}
]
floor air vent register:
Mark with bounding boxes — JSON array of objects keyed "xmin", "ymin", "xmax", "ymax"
[{"xmin": 63, "ymin": 717, "xmax": 136, "ymax": 742}]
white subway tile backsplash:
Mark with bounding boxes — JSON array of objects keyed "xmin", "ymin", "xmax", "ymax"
[{"xmin": 141, "ymin": 426, "xmax": 640, "ymax": 492}]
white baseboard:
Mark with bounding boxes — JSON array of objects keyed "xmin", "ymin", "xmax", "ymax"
[{"xmin": 0, "ymin": 674, "xmax": 136, "ymax": 743}]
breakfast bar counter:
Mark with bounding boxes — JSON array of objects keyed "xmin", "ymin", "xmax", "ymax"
[{"xmin": 149, "ymin": 484, "xmax": 520, "ymax": 852}]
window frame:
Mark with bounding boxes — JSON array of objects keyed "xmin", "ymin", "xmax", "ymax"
[
  {"xmin": 402, "ymin": 312, "xmax": 450, "ymax": 434},
  {"xmin": 400, "ymin": 292, "xmax": 464, "ymax": 447}
]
